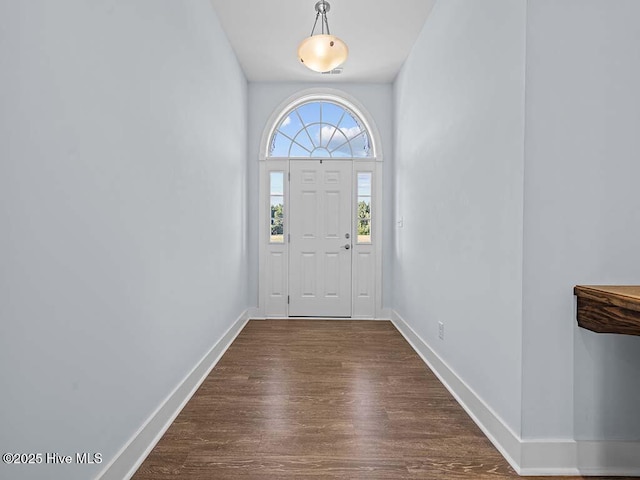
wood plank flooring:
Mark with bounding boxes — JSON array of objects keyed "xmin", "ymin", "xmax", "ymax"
[{"xmin": 132, "ymin": 320, "xmax": 630, "ymax": 479}]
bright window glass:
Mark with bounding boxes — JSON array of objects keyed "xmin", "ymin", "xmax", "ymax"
[
  {"xmin": 357, "ymin": 172, "xmax": 372, "ymax": 244},
  {"xmin": 269, "ymin": 101, "xmax": 372, "ymax": 158},
  {"xmin": 270, "ymin": 172, "xmax": 284, "ymax": 243}
]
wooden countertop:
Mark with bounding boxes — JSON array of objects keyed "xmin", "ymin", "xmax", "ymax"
[{"xmin": 574, "ymin": 285, "xmax": 640, "ymax": 336}]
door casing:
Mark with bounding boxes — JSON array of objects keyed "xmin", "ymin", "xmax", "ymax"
[{"xmin": 257, "ymin": 88, "xmax": 384, "ymax": 319}]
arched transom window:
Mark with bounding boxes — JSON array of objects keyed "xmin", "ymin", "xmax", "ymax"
[{"xmin": 269, "ymin": 101, "xmax": 373, "ymax": 158}]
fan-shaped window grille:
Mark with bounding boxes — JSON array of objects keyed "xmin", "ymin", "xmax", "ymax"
[{"xmin": 269, "ymin": 101, "xmax": 373, "ymax": 158}]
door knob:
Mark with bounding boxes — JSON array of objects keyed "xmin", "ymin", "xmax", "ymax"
[{"xmin": 342, "ymin": 244, "xmax": 351, "ymax": 250}]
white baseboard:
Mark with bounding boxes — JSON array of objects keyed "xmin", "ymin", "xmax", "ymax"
[
  {"xmin": 96, "ymin": 310, "xmax": 251, "ymax": 480},
  {"xmin": 389, "ymin": 310, "xmax": 525, "ymax": 472},
  {"xmin": 518, "ymin": 438, "xmax": 640, "ymax": 476},
  {"xmin": 519, "ymin": 439, "xmax": 578, "ymax": 476},
  {"xmin": 250, "ymin": 315, "xmax": 391, "ymax": 321},
  {"xmin": 252, "ymin": 306, "xmax": 393, "ymax": 321},
  {"xmin": 576, "ymin": 441, "xmax": 640, "ymax": 476},
  {"xmin": 390, "ymin": 309, "xmax": 640, "ymax": 477}
]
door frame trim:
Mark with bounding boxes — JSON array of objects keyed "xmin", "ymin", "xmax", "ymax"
[{"xmin": 258, "ymin": 88, "xmax": 384, "ymax": 319}]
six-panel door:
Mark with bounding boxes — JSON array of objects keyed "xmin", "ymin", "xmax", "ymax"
[{"xmin": 288, "ymin": 160, "xmax": 352, "ymax": 317}]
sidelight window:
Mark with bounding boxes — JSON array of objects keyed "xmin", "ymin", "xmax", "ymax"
[
  {"xmin": 357, "ymin": 172, "xmax": 372, "ymax": 244},
  {"xmin": 270, "ymin": 172, "xmax": 284, "ymax": 243}
]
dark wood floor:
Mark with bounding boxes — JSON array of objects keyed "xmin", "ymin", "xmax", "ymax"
[{"xmin": 132, "ymin": 320, "xmax": 629, "ymax": 479}]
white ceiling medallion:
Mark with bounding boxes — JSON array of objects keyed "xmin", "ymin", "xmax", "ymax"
[{"xmin": 297, "ymin": 1, "xmax": 348, "ymax": 73}]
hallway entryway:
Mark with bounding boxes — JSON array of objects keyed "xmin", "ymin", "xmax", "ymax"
[{"xmin": 259, "ymin": 90, "xmax": 383, "ymax": 319}]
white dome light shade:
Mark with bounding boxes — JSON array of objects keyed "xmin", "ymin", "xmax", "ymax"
[
  {"xmin": 298, "ymin": 34, "xmax": 348, "ymax": 73},
  {"xmin": 298, "ymin": 1, "xmax": 348, "ymax": 73}
]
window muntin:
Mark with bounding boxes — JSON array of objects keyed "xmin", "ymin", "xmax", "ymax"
[
  {"xmin": 270, "ymin": 172, "xmax": 284, "ymax": 243},
  {"xmin": 269, "ymin": 101, "xmax": 372, "ymax": 158},
  {"xmin": 357, "ymin": 172, "xmax": 372, "ymax": 244}
]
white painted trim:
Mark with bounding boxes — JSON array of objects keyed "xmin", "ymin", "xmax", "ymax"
[
  {"xmin": 259, "ymin": 160, "xmax": 289, "ymax": 318},
  {"xmin": 251, "ymin": 316, "xmax": 389, "ymax": 321},
  {"xmin": 373, "ymin": 162, "xmax": 384, "ymax": 319},
  {"xmin": 258, "ymin": 87, "xmax": 383, "ymax": 162},
  {"xmin": 519, "ymin": 440, "xmax": 578, "ymax": 476},
  {"xmin": 257, "ymin": 160, "xmax": 267, "ymax": 320},
  {"xmin": 258, "ymin": 89, "xmax": 384, "ymax": 320},
  {"xmin": 576, "ymin": 441, "xmax": 640, "ymax": 476},
  {"xmin": 390, "ymin": 309, "xmax": 640, "ymax": 476},
  {"xmin": 389, "ymin": 310, "xmax": 524, "ymax": 472},
  {"xmin": 95, "ymin": 310, "xmax": 251, "ymax": 480}
]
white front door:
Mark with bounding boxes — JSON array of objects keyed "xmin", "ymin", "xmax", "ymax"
[{"xmin": 289, "ymin": 160, "xmax": 352, "ymax": 317}]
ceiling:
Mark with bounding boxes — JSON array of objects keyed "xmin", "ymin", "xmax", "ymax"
[{"xmin": 209, "ymin": 0, "xmax": 437, "ymax": 83}]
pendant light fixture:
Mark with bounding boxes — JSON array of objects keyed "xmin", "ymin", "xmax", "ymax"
[{"xmin": 298, "ymin": 1, "xmax": 348, "ymax": 73}]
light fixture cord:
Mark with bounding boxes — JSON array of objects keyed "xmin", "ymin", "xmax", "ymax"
[
  {"xmin": 310, "ymin": 11, "xmax": 320, "ymax": 36},
  {"xmin": 310, "ymin": 1, "xmax": 331, "ymax": 36}
]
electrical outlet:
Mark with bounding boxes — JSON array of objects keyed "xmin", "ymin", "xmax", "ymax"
[{"xmin": 438, "ymin": 321, "xmax": 444, "ymax": 340}]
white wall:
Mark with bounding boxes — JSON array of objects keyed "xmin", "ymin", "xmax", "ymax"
[
  {"xmin": 523, "ymin": 0, "xmax": 640, "ymax": 441},
  {"xmin": 393, "ymin": 0, "xmax": 527, "ymax": 435},
  {"xmin": 247, "ymin": 83, "xmax": 394, "ymax": 310},
  {"xmin": 0, "ymin": 2, "xmax": 248, "ymax": 479}
]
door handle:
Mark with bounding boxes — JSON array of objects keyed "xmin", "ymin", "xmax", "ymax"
[{"xmin": 342, "ymin": 244, "xmax": 351, "ymax": 250}]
